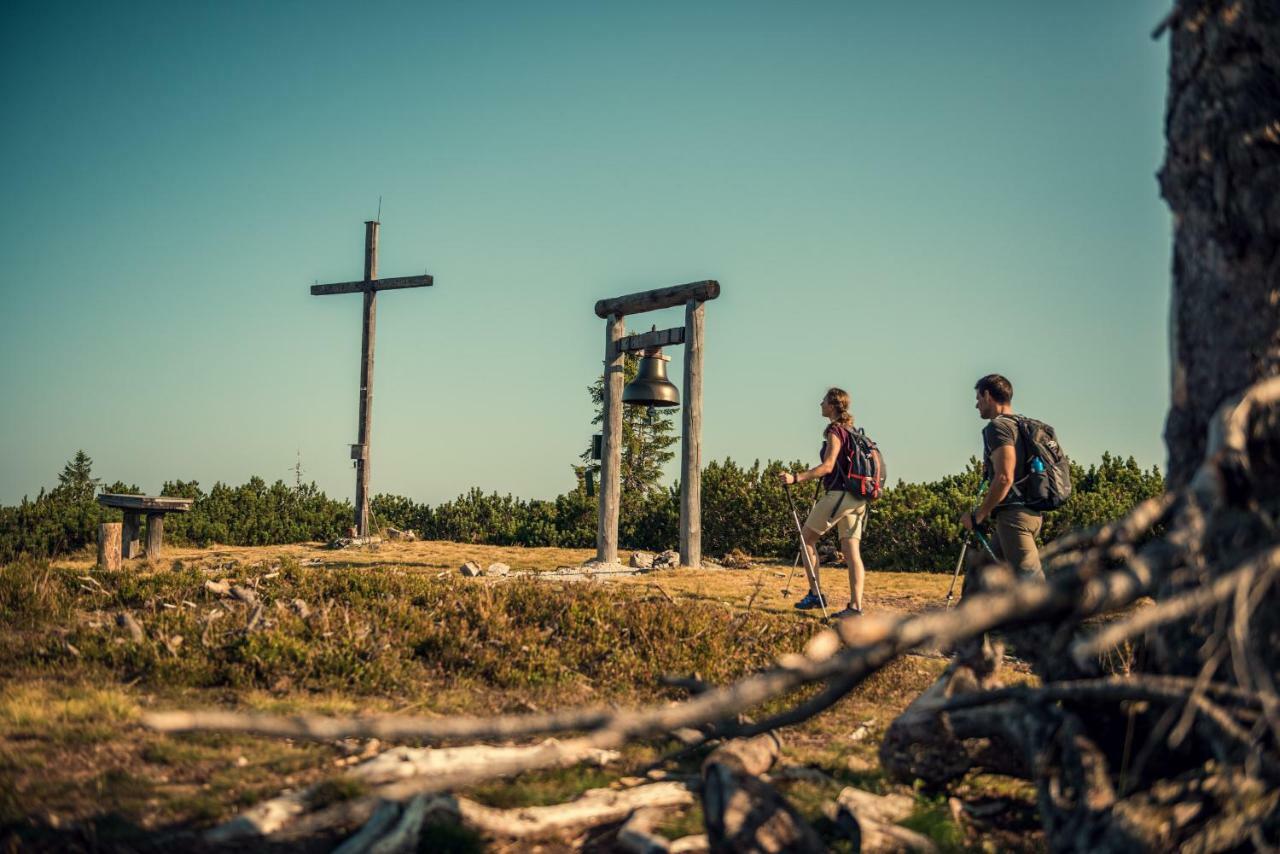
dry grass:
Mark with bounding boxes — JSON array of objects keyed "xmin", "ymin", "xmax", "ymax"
[
  {"xmin": 4, "ymin": 541, "xmax": 1037, "ymax": 851},
  {"xmin": 50, "ymin": 538, "xmax": 956, "ymax": 617}
]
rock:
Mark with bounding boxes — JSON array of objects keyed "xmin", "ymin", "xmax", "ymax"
[
  {"xmin": 486, "ymin": 562, "xmax": 511, "ymax": 577},
  {"xmin": 653, "ymin": 549, "xmax": 680, "ymax": 569},
  {"xmin": 116, "ymin": 612, "xmax": 145, "ymax": 643},
  {"xmin": 329, "ymin": 534, "xmax": 382, "ymax": 549},
  {"xmin": 629, "ymin": 551, "xmax": 655, "ymax": 569},
  {"xmin": 460, "ymin": 561, "xmax": 483, "ymax": 577}
]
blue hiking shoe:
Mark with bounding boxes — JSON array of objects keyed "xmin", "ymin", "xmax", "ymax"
[{"xmin": 793, "ymin": 591, "xmax": 827, "ymax": 610}]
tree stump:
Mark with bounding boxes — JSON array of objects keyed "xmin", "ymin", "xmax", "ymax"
[{"xmin": 98, "ymin": 523, "xmax": 122, "ymax": 571}]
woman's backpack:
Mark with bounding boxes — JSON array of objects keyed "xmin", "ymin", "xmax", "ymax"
[{"xmin": 832, "ymin": 425, "xmax": 887, "ymax": 500}]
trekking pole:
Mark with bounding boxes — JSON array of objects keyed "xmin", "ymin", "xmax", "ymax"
[
  {"xmin": 783, "ymin": 482, "xmax": 828, "ymax": 618},
  {"xmin": 946, "ymin": 510, "xmax": 1001, "ymax": 603},
  {"xmin": 781, "ymin": 548, "xmax": 802, "ymax": 598},
  {"xmin": 971, "ymin": 525, "xmax": 999, "ymax": 562},
  {"xmin": 945, "ymin": 477, "xmax": 1002, "ymax": 606},
  {"xmin": 945, "ymin": 534, "xmax": 969, "ymax": 608},
  {"xmin": 781, "ymin": 484, "xmax": 820, "ymax": 598}
]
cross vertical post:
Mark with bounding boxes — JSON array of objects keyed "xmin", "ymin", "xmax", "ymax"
[
  {"xmin": 355, "ymin": 221, "xmax": 378, "ymax": 536},
  {"xmin": 311, "ymin": 221, "xmax": 433, "ymax": 539}
]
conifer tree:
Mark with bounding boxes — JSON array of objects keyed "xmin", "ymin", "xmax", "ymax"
[
  {"xmin": 56, "ymin": 450, "xmax": 99, "ymax": 502},
  {"xmin": 579, "ymin": 353, "xmax": 679, "ymax": 495}
]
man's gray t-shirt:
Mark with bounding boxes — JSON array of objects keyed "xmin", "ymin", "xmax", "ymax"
[{"xmin": 982, "ymin": 415, "xmax": 1028, "ymax": 510}]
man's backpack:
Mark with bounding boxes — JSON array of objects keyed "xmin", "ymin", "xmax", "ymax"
[
  {"xmin": 1009, "ymin": 415, "xmax": 1072, "ymax": 511},
  {"xmin": 831, "ymin": 425, "xmax": 887, "ymax": 500}
]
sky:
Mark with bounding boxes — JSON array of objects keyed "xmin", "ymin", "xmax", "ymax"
[{"xmin": 0, "ymin": 1, "xmax": 1173, "ymax": 506}]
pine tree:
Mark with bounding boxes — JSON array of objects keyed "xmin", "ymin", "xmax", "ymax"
[
  {"xmin": 56, "ymin": 450, "xmax": 99, "ymax": 502},
  {"xmin": 579, "ymin": 353, "xmax": 679, "ymax": 496}
]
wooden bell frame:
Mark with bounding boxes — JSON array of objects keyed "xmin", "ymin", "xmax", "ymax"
[{"xmin": 593, "ymin": 280, "xmax": 720, "ymax": 568}]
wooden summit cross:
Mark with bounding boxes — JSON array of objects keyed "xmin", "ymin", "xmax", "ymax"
[{"xmin": 312, "ymin": 221, "xmax": 433, "ymax": 537}]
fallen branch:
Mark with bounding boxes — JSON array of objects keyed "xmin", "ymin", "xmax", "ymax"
[
  {"xmin": 827, "ymin": 787, "xmax": 937, "ymax": 853},
  {"xmin": 940, "ymin": 675, "xmax": 1264, "ymax": 714},
  {"xmin": 701, "ymin": 734, "xmax": 823, "ymax": 853},
  {"xmin": 209, "ymin": 739, "xmax": 621, "ymax": 842},
  {"xmin": 1071, "ymin": 547, "xmax": 1280, "ymax": 668},
  {"xmin": 335, "ymin": 783, "xmax": 694, "ymax": 850}
]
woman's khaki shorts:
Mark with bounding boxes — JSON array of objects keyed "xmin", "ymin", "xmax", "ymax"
[{"xmin": 803, "ymin": 489, "xmax": 868, "ymax": 542}]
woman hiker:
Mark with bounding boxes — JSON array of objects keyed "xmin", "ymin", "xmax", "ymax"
[{"xmin": 778, "ymin": 387, "xmax": 869, "ymax": 618}]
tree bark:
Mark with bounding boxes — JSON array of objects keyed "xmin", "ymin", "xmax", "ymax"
[{"xmin": 1160, "ymin": 0, "xmax": 1280, "ymax": 488}]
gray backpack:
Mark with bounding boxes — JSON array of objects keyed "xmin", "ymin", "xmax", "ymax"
[{"xmin": 1010, "ymin": 415, "xmax": 1072, "ymax": 511}]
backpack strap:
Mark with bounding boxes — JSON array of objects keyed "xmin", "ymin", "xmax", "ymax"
[{"xmin": 990, "ymin": 414, "xmax": 1029, "ymax": 502}]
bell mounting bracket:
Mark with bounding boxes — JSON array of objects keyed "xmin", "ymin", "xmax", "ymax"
[{"xmin": 616, "ymin": 326, "xmax": 685, "ymax": 354}]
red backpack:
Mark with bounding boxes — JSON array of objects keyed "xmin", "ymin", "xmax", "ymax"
[{"xmin": 829, "ymin": 425, "xmax": 887, "ymax": 500}]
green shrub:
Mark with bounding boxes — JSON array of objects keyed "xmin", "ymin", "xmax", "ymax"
[{"xmin": 1, "ymin": 450, "xmax": 1163, "ymax": 572}]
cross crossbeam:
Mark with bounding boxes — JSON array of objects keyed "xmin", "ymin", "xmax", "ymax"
[{"xmin": 310, "ymin": 274, "xmax": 433, "ymax": 296}]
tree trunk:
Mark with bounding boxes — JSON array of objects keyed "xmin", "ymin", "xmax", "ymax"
[{"xmin": 1160, "ymin": 0, "xmax": 1280, "ymax": 488}]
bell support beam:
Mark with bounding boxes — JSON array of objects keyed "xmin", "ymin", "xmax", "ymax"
[
  {"xmin": 616, "ymin": 326, "xmax": 685, "ymax": 354},
  {"xmin": 594, "ymin": 280, "xmax": 719, "ymax": 319},
  {"xmin": 596, "ymin": 315, "xmax": 626, "ymax": 565},
  {"xmin": 679, "ymin": 299, "xmax": 704, "ymax": 569}
]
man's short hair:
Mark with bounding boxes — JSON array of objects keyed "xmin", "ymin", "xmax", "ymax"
[{"xmin": 975, "ymin": 374, "xmax": 1013, "ymax": 404}]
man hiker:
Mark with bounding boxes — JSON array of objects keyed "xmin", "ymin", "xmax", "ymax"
[{"xmin": 959, "ymin": 373, "xmax": 1045, "ymax": 582}]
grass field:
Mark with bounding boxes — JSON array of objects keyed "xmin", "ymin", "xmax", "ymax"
[{"xmin": 1, "ymin": 541, "xmax": 1042, "ymax": 852}]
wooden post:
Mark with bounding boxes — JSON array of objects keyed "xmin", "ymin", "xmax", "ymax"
[
  {"xmin": 597, "ymin": 315, "xmax": 625, "ymax": 564},
  {"xmin": 680, "ymin": 299, "xmax": 705, "ymax": 568},
  {"xmin": 310, "ymin": 228, "xmax": 430, "ymax": 540},
  {"xmin": 98, "ymin": 523, "xmax": 122, "ymax": 571},
  {"xmin": 355, "ymin": 220, "xmax": 378, "ymax": 537},
  {"xmin": 122, "ymin": 512, "xmax": 142, "ymax": 559},
  {"xmin": 146, "ymin": 512, "xmax": 165, "ymax": 558}
]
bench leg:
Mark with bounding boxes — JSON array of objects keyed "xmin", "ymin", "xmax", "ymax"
[
  {"xmin": 122, "ymin": 512, "xmax": 142, "ymax": 559},
  {"xmin": 146, "ymin": 512, "xmax": 165, "ymax": 559}
]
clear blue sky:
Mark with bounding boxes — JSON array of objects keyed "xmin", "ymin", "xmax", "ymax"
[{"xmin": 0, "ymin": 1, "xmax": 1172, "ymax": 505}]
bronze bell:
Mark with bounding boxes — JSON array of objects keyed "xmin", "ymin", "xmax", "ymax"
[{"xmin": 622, "ymin": 347, "xmax": 680, "ymax": 408}]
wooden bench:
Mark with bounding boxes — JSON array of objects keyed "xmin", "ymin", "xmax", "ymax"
[{"xmin": 97, "ymin": 494, "xmax": 194, "ymax": 561}]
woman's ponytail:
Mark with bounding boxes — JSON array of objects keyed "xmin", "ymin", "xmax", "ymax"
[{"xmin": 826, "ymin": 387, "xmax": 854, "ymax": 427}]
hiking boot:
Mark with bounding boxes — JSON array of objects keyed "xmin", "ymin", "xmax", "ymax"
[
  {"xmin": 832, "ymin": 605, "xmax": 862, "ymax": 619},
  {"xmin": 793, "ymin": 591, "xmax": 827, "ymax": 610}
]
